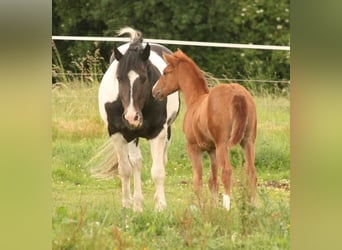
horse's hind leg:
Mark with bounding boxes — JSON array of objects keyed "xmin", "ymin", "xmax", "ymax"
[
  {"xmin": 208, "ymin": 150, "xmax": 219, "ymax": 206},
  {"xmin": 241, "ymin": 138, "xmax": 257, "ymax": 205},
  {"xmin": 111, "ymin": 133, "xmax": 132, "ymax": 209},
  {"xmin": 128, "ymin": 139, "xmax": 144, "ymax": 212},
  {"xmin": 149, "ymin": 127, "xmax": 168, "ymax": 211}
]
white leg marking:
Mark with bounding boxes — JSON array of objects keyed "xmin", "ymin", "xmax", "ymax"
[
  {"xmin": 223, "ymin": 194, "xmax": 231, "ymax": 211},
  {"xmin": 149, "ymin": 126, "xmax": 168, "ymax": 211},
  {"xmin": 111, "ymin": 134, "xmax": 132, "ymax": 208},
  {"xmin": 128, "ymin": 141, "xmax": 144, "ymax": 212}
]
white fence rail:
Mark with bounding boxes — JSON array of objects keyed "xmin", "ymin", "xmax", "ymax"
[
  {"xmin": 52, "ymin": 36, "xmax": 290, "ymax": 51},
  {"xmin": 52, "ymin": 36, "xmax": 290, "ymax": 84}
]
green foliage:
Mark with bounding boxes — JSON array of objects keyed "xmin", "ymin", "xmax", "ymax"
[{"xmin": 52, "ymin": 0, "xmax": 290, "ymax": 83}]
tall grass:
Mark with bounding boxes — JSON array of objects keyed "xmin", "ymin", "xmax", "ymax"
[
  {"xmin": 52, "ymin": 42, "xmax": 106, "ymax": 84},
  {"xmin": 52, "ymin": 81, "xmax": 289, "ymax": 249}
]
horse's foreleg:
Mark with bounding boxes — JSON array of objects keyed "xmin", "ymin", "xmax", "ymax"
[
  {"xmin": 208, "ymin": 150, "xmax": 219, "ymax": 206},
  {"xmin": 128, "ymin": 140, "xmax": 144, "ymax": 212},
  {"xmin": 111, "ymin": 134, "xmax": 132, "ymax": 209},
  {"xmin": 216, "ymin": 144, "xmax": 232, "ymax": 211},
  {"xmin": 149, "ymin": 127, "xmax": 168, "ymax": 211},
  {"xmin": 241, "ymin": 139, "xmax": 257, "ymax": 205},
  {"xmin": 187, "ymin": 143, "xmax": 203, "ymax": 202}
]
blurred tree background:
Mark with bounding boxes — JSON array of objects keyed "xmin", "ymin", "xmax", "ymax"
[{"xmin": 52, "ymin": 0, "xmax": 289, "ymax": 86}]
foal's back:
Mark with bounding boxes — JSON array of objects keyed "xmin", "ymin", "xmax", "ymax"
[
  {"xmin": 209, "ymin": 83, "xmax": 257, "ymax": 144},
  {"xmin": 186, "ymin": 83, "xmax": 256, "ymax": 150}
]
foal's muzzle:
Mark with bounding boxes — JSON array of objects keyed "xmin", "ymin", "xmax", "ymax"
[{"xmin": 152, "ymin": 85, "xmax": 164, "ymax": 101}]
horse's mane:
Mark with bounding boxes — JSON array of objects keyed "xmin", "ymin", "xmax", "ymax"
[
  {"xmin": 117, "ymin": 27, "xmax": 143, "ymax": 44},
  {"xmin": 116, "ymin": 27, "xmax": 148, "ymax": 78},
  {"xmin": 173, "ymin": 50, "xmax": 209, "ymax": 92}
]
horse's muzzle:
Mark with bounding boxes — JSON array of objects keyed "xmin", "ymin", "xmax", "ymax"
[{"xmin": 123, "ymin": 111, "xmax": 143, "ymax": 129}]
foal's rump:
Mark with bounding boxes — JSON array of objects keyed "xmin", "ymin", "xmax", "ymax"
[{"xmin": 207, "ymin": 83, "xmax": 255, "ymax": 147}]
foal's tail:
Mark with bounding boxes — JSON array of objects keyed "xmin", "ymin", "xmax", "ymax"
[{"xmin": 229, "ymin": 95, "xmax": 248, "ymax": 147}]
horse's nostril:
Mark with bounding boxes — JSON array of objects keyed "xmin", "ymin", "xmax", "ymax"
[{"xmin": 134, "ymin": 114, "xmax": 139, "ymax": 121}]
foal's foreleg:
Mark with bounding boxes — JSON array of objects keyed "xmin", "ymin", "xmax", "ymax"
[
  {"xmin": 149, "ymin": 127, "xmax": 168, "ymax": 211},
  {"xmin": 111, "ymin": 134, "xmax": 132, "ymax": 209},
  {"xmin": 187, "ymin": 143, "xmax": 203, "ymax": 201}
]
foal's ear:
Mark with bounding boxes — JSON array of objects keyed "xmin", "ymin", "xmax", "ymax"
[
  {"xmin": 162, "ymin": 52, "xmax": 176, "ymax": 65},
  {"xmin": 141, "ymin": 43, "xmax": 150, "ymax": 61},
  {"xmin": 113, "ymin": 46, "xmax": 123, "ymax": 61}
]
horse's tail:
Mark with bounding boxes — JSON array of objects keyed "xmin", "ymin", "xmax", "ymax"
[
  {"xmin": 88, "ymin": 139, "xmax": 119, "ymax": 179},
  {"xmin": 117, "ymin": 27, "xmax": 143, "ymax": 43},
  {"xmin": 229, "ymin": 94, "xmax": 248, "ymax": 147}
]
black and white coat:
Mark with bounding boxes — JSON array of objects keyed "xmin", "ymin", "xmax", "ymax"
[{"xmin": 97, "ymin": 28, "xmax": 180, "ymax": 212}]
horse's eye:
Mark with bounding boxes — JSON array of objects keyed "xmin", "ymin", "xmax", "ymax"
[{"xmin": 140, "ymin": 76, "xmax": 146, "ymax": 83}]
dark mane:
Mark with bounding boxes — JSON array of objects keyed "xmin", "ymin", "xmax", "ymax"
[{"xmin": 116, "ymin": 42, "xmax": 145, "ymax": 78}]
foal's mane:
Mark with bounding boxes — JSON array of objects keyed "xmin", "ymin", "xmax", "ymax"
[{"xmin": 173, "ymin": 50, "xmax": 209, "ymax": 93}]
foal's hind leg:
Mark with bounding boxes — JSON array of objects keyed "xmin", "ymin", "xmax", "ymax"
[
  {"xmin": 241, "ymin": 138, "xmax": 257, "ymax": 205},
  {"xmin": 128, "ymin": 140, "xmax": 144, "ymax": 212},
  {"xmin": 216, "ymin": 143, "xmax": 232, "ymax": 211}
]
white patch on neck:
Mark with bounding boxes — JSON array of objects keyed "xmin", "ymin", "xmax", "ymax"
[
  {"xmin": 223, "ymin": 194, "xmax": 231, "ymax": 211},
  {"xmin": 127, "ymin": 70, "xmax": 139, "ymax": 113}
]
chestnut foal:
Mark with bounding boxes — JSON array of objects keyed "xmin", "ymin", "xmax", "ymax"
[{"xmin": 152, "ymin": 49, "xmax": 257, "ymax": 210}]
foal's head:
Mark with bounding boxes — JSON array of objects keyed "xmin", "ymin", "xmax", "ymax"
[
  {"xmin": 152, "ymin": 51, "xmax": 182, "ymax": 101},
  {"xmin": 114, "ymin": 42, "xmax": 152, "ymax": 129}
]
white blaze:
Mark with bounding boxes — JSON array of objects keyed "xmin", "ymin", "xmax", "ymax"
[{"xmin": 125, "ymin": 70, "xmax": 140, "ymax": 125}]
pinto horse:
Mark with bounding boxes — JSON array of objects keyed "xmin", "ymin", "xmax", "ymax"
[
  {"xmin": 152, "ymin": 49, "xmax": 257, "ymax": 210},
  {"xmin": 96, "ymin": 27, "xmax": 180, "ymax": 212}
]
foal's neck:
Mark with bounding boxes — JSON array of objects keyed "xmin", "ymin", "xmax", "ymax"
[{"xmin": 179, "ymin": 63, "xmax": 209, "ymax": 107}]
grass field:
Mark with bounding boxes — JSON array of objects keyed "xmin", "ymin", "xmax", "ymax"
[{"xmin": 52, "ymin": 82, "xmax": 290, "ymax": 249}]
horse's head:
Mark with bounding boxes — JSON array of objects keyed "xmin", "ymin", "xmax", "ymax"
[
  {"xmin": 152, "ymin": 50, "xmax": 182, "ymax": 101},
  {"xmin": 114, "ymin": 42, "xmax": 154, "ymax": 129}
]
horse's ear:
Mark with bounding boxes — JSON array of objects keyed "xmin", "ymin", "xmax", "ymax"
[
  {"xmin": 141, "ymin": 43, "xmax": 150, "ymax": 61},
  {"xmin": 113, "ymin": 46, "xmax": 123, "ymax": 61}
]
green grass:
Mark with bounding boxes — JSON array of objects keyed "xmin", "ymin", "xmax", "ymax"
[{"xmin": 52, "ymin": 82, "xmax": 290, "ymax": 249}]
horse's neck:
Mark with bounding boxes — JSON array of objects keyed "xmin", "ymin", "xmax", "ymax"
[{"xmin": 180, "ymin": 68, "xmax": 208, "ymax": 107}]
